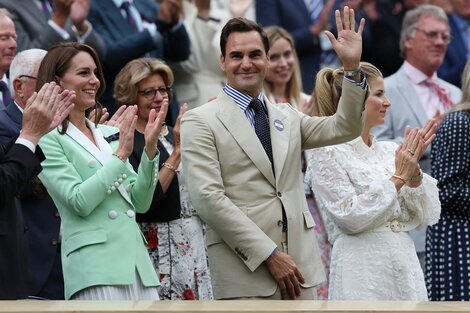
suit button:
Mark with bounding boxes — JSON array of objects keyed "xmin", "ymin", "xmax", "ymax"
[
  {"xmin": 51, "ymin": 239, "xmax": 58, "ymax": 246},
  {"xmin": 277, "ymin": 192, "xmax": 282, "ymax": 197},
  {"xmin": 126, "ymin": 210, "xmax": 135, "ymax": 218},
  {"xmin": 108, "ymin": 210, "xmax": 118, "ymax": 219},
  {"xmin": 122, "ymin": 174, "xmax": 127, "ymax": 179},
  {"xmin": 88, "ymin": 159, "xmax": 96, "ymax": 168},
  {"xmin": 55, "ymin": 212, "xmax": 60, "ymax": 217},
  {"xmin": 114, "ymin": 181, "xmax": 120, "ymax": 187}
]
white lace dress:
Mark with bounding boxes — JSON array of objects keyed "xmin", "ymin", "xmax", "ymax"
[{"xmin": 305, "ymin": 136, "xmax": 440, "ymax": 300}]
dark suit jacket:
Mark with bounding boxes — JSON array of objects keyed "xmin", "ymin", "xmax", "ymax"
[
  {"xmin": 0, "ymin": 104, "xmax": 63, "ymax": 299},
  {"xmin": 256, "ymin": 0, "xmax": 322, "ymax": 93},
  {"xmin": 0, "ymin": 0, "xmax": 106, "ymax": 58},
  {"xmin": 0, "ymin": 104, "xmax": 21, "ymax": 144},
  {"xmin": 88, "ymin": 0, "xmax": 190, "ymax": 115},
  {"xmin": 129, "ymin": 129, "xmax": 181, "ymax": 223},
  {"xmin": 438, "ymin": 14, "xmax": 468, "ymax": 88},
  {"xmin": 0, "ymin": 142, "xmax": 43, "ymax": 299}
]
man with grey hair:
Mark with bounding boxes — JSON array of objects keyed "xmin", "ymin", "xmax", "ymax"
[
  {"xmin": 0, "ymin": 8, "xmax": 16, "ymax": 109},
  {"xmin": 372, "ymin": 4, "xmax": 461, "ymax": 271},
  {"xmin": 0, "ymin": 48, "xmax": 65, "ymax": 299}
]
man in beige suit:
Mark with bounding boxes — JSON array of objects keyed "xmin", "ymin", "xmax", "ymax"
[{"xmin": 181, "ymin": 8, "xmax": 366, "ymax": 300}]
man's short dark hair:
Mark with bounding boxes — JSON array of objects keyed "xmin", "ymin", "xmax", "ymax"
[{"xmin": 220, "ymin": 17, "xmax": 269, "ymax": 57}]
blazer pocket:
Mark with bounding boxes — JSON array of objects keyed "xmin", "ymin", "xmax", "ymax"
[
  {"xmin": 303, "ymin": 210, "xmax": 316, "ymax": 229},
  {"xmin": 64, "ymin": 229, "xmax": 107, "ymax": 256}
]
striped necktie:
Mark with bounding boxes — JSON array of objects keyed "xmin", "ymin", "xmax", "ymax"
[{"xmin": 308, "ymin": 0, "xmax": 323, "ymax": 23}]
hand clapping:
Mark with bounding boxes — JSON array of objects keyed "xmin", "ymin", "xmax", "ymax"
[{"xmin": 144, "ymin": 99, "xmax": 169, "ymax": 160}]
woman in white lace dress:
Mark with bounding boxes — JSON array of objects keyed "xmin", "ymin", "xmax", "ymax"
[{"xmin": 305, "ymin": 62, "xmax": 441, "ymax": 300}]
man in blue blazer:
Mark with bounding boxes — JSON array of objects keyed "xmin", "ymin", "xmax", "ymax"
[
  {"xmin": 0, "ymin": 81, "xmax": 74, "ymax": 300},
  {"xmin": 0, "ymin": 49, "xmax": 65, "ymax": 299},
  {"xmin": 88, "ymin": 0, "xmax": 190, "ymax": 119}
]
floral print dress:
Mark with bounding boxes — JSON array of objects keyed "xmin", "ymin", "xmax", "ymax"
[{"xmin": 140, "ymin": 136, "xmax": 213, "ymax": 300}]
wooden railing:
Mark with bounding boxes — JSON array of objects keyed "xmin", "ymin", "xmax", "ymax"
[{"xmin": 1, "ymin": 300, "xmax": 470, "ymax": 313}]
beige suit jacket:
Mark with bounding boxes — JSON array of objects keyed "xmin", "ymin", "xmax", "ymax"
[{"xmin": 181, "ymin": 80, "xmax": 366, "ymax": 299}]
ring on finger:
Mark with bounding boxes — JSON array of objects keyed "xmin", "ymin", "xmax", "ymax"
[{"xmin": 407, "ymin": 149, "xmax": 415, "ymax": 156}]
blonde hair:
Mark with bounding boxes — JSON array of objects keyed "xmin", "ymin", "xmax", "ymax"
[
  {"xmin": 452, "ymin": 59, "xmax": 470, "ymax": 112},
  {"xmin": 263, "ymin": 26, "xmax": 303, "ymax": 106},
  {"xmin": 114, "ymin": 58, "xmax": 174, "ymax": 106},
  {"xmin": 315, "ymin": 62, "xmax": 382, "ymax": 117}
]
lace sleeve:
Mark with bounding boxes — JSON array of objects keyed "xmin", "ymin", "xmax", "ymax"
[
  {"xmin": 307, "ymin": 146, "xmax": 400, "ymax": 235},
  {"xmin": 398, "ymin": 174, "xmax": 441, "ymax": 228}
]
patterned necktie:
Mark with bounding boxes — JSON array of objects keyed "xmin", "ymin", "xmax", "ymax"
[
  {"xmin": 424, "ymin": 79, "xmax": 453, "ymax": 111},
  {"xmin": 121, "ymin": 1, "xmax": 138, "ymax": 33},
  {"xmin": 0, "ymin": 81, "xmax": 11, "ymax": 108},
  {"xmin": 250, "ymin": 98, "xmax": 288, "ymax": 231},
  {"xmin": 250, "ymin": 98, "xmax": 273, "ymax": 166}
]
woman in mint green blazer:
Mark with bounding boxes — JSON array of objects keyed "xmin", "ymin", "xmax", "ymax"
[{"xmin": 36, "ymin": 42, "xmax": 168, "ymax": 300}]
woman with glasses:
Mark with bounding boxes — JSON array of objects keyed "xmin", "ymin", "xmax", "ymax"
[
  {"xmin": 36, "ymin": 43, "xmax": 167, "ymax": 300},
  {"xmin": 114, "ymin": 58, "xmax": 213, "ymax": 300}
]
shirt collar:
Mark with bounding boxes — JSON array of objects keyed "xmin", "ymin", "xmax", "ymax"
[
  {"xmin": 403, "ymin": 61, "xmax": 438, "ymax": 84},
  {"xmin": 223, "ymin": 83, "xmax": 265, "ymax": 112}
]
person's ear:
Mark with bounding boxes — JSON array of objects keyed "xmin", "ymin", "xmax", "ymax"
[{"xmin": 13, "ymin": 78, "xmax": 23, "ymax": 98}]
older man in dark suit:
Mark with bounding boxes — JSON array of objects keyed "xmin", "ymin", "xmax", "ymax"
[
  {"xmin": 0, "ymin": 49, "xmax": 65, "ymax": 300},
  {"xmin": 0, "ymin": 80, "xmax": 74, "ymax": 300}
]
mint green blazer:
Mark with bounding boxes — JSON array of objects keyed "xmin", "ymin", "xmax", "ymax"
[{"xmin": 38, "ymin": 121, "xmax": 159, "ymax": 299}]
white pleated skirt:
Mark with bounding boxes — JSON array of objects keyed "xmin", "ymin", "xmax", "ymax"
[{"xmin": 71, "ymin": 269, "xmax": 160, "ymax": 300}]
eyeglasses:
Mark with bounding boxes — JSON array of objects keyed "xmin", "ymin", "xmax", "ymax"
[
  {"xmin": 414, "ymin": 27, "xmax": 452, "ymax": 44},
  {"xmin": 137, "ymin": 86, "xmax": 172, "ymax": 99},
  {"xmin": 18, "ymin": 75, "xmax": 37, "ymax": 80}
]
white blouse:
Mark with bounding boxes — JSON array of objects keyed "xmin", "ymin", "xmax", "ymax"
[{"xmin": 305, "ymin": 136, "xmax": 441, "ymax": 300}]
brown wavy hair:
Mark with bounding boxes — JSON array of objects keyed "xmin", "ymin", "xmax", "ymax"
[{"xmin": 36, "ymin": 42, "xmax": 105, "ymax": 133}]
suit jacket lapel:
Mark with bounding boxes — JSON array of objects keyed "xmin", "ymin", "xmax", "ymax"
[
  {"xmin": 216, "ymin": 92, "xmax": 275, "ymax": 186},
  {"xmin": 397, "ymin": 67, "xmax": 428, "ymax": 126},
  {"xmin": 66, "ymin": 121, "xmax": 133, "ymax": 205},
  {"xmin": 6, "ymin": 103, "xmax": 22, "ymax": 131},
  {"xmin": 266, "ymin": 99, "xmax": 290, "ymax": 182}
]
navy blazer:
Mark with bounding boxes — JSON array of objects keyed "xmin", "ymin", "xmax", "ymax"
[
  {"xmin": 438, "ymin": 14, "xmax": 468, "ymax": 88},
  {"xmin": 0, "ymin": 104, "xmax": 21, "ymax": 144},
  {"xmin": 0, "ymin": 104, "xmax": 63, "ymax": 299},
  {"xmin": 256, "ymin": 0, "xmax": 322, "ymax": 93},
  {"xmin": 0, "ymin": 142, "xmax": 43, "ymax": 299}
]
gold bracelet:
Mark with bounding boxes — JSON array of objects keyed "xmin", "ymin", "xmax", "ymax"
[
  {"xmin": 392, "ymin": 174, "xmax": 408, "ymax": 184},
  {"xmin": 162, "ymin": 162, "xmax": 179, "ymax": 174},
  {"xmin": 112, "ymin": 152, "xmax": 126, "ymax": 163}
]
